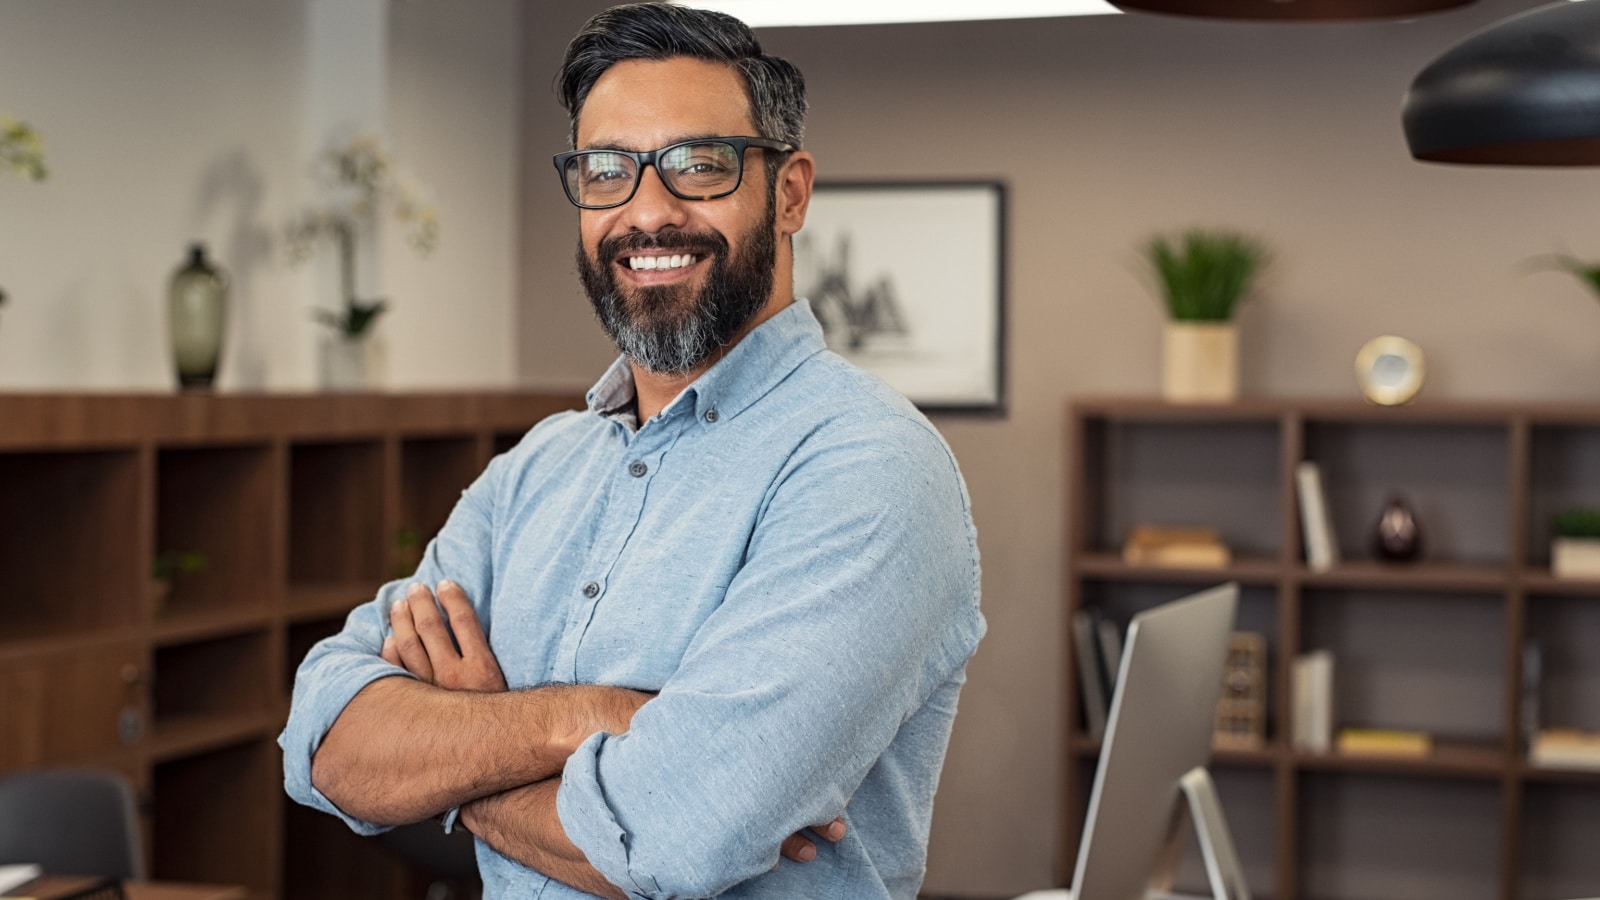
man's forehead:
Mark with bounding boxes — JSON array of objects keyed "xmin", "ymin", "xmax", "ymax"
[{"xmin": 576, "ymin": 57, "xmax": 755, "ymax": 150}]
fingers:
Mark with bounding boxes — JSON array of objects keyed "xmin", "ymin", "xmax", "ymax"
[
  {"xmin": 406, "ymin": 581, "xmax": 460, "ymax": 663},
  {"xmin": 437, "ymin": 580, "xmax": 490, "ymax": 657},
  {"xmin": 387, "ymin": 587, "xmax": 434, "ymax": 682},
  {"xmin": 778, "ymin": 817, "xmax": 846, "ymax": 865},
  {"xmin": 779, "ymin": 831, "xmax": 817, "ymax": 863}
]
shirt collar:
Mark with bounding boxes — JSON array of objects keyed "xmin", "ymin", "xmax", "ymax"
[{"xmin": 584, "ymin": 300, "xmax": 827, "ymax": 426}]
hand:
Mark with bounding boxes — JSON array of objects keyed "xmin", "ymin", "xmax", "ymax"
[
  {"xmin": 778, "ymin": 817, "xmax": 846, "ymax": 865},
  {"xmin": 383, "ymin": 580, "xmax": 508, "ymax": 692}
]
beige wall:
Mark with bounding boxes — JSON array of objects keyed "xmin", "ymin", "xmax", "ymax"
[{"xmin": 517, "ymin": 1, "xmax": 1600, "ymax": 894}]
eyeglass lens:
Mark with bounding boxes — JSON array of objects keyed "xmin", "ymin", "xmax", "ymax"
[{"xmin": 564, "ymin": 141, "xmax": 743, "ymax": 207}]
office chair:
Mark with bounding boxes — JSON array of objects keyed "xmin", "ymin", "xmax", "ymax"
[{"xmin": 0, "ymin": 768, "xmax": 146, "ymax": 880}]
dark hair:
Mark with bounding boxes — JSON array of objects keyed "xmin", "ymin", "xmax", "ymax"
[{"xmin": 556, "ymin": 2, "xmax": 807, "ymax": 182}]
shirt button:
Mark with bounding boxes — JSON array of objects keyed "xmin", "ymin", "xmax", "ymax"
[
  {"xmin": 704, "ymin": 408, "xmax": 719, "ymax": 423},
  {"xmin": 629, "ymin": 461, "xmax": 648, "ymax": 477},
  {"xmin": 582, "ymin": 582, "xmax": 600, "ymax": 598}
]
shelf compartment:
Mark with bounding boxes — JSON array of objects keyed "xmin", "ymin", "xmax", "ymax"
[
  {"xmin": 151, "ymin": 630, "xmax": 273, "ymax": 731},
  {"xmin": 153, "ymin": 444, "xmax": 277, "ymax": 622},
  {"xmin": 1527, "ymin": 424, "xmax": 1600, "ymax": 569},
  {"xmin": 1524, "ymin": 594, "xmax": 1600, "ymax": 740},
  {"xmin": 285, "ymin": 583, "xmax": 373, "ymax": 623},
  {"xmin": 1297, "ymin": 771, "xmax": 1500, "ymax": 900},
  {"xmin": 397, "ymin": 435, "xmax": 483, "ymax": 577},
  {"xmin": 288, "ymin": 440, "xmax": 386, "ymax": 587},
  {"xmin": 151, "ymin": 739, "xmax": 278, "ymax": 894},
  {"xmin": 1300, "ymin": 588, "xmax": 1505, "ymax": 746},
  {"xmin": 1080, "ymin": 418, "xmax": 1282, "ymax": 560},
  {"xmin": 1518, "ymin": 780, "xmax": 1600, "ymax": 900},
  {"xmin": 0, "ymin": 449, "xmax": 141, "ymax": 641},
  {"xmin": 1302, "ymin": 421, "xmax": 1509, "ymax": 568}
]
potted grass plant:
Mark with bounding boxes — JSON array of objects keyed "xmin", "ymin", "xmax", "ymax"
[
  {"xmin": 1552, "ymin": 508, "xmax": 1600, "ymax": 579},
  {"xmin": 1141, "ymin": 229, "xmax": 1270, "ymax": 403}
]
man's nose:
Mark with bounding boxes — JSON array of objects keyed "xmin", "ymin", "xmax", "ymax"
[{"xmin": 621, "ymin": 165, "xmax": 690, "ymax": 233}]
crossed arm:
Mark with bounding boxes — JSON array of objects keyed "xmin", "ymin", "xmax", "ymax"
[{"xmin": 311, "ymin": 579, "xmax": 844, "ymax": 898}]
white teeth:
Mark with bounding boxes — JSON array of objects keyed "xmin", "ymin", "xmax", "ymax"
[{"xmin": 628, "ymin": 254, "xmax": 697, "ymax": 271}]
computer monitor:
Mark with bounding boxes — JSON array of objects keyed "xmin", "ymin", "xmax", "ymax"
[{"xmin": 1057, "ymin": 582, "xmax": 1248, "ymax": 900}]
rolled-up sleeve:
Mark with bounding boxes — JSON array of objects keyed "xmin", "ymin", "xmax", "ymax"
[
  {"xmin": 278, "ymin": 450, "xmax": 507, "ymax": 834},
  {"xmin": 556, "ymin": 413, "xmax": 984, "ymax": 899}
]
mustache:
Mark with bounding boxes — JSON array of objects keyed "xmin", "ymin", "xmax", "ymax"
[{"xmin": 599, "ymin": 229, "xmax": 728, "ymax": 264}]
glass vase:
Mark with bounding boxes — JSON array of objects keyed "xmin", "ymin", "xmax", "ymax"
[{"xmin": 168, "ymin": 243, "xmax": 229, "ymax": 389}]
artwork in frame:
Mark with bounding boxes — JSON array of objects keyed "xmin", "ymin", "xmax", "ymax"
[{"xmin": 795, "ymin": 181, "xmax": 1006, "ymax": 414}]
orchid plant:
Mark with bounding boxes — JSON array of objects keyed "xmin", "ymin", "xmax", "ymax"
[{"xmin": 285, "ymin": 133, "xmax": 439, "ymax": 338}]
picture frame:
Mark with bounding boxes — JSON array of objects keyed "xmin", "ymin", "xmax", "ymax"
[{"xmin": 796, "ymin": 180, "xmax": 1006, "ymax": 414}]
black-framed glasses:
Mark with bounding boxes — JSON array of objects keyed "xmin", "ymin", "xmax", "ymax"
[{"xmin": 553, "ymin": 136, "xmax": 796, "ymax": 210}]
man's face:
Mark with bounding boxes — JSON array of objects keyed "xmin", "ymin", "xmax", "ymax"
[{"xmin": 573, "ymin": 57, "xmax": 780, "ymax": 375}]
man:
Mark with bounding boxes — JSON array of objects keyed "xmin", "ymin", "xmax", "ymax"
[{"xmin": 280, "ymin": 4, "xmax": 984, "ymax": 898}]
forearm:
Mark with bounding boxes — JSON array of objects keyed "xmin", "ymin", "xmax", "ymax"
[
  {"xmin": 311, "ymin": 676, "xmax": 641, "ymax": 825},
  {"xmin": 463, "ymin": 779, "xmax": 625, "ymax": 900}
]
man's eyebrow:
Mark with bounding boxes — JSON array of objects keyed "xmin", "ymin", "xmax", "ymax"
[{"xmin": 578, "ymin": 133, "xmax": 731, "ymax": 153}]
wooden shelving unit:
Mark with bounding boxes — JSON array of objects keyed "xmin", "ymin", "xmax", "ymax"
[
  {"xmin": 1065, "ymin": 398, "xmax": 1600, "ymax": 900},
  {"xmin": 0, "ymin": 391, "xmax": 581, "ymax": 898}
]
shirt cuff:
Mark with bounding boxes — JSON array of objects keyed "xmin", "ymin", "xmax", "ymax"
[{"xmin": 556, "ymin": 731, "xmax": 643, "ymax": 896}]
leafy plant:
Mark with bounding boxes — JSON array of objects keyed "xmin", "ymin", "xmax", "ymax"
[
  {"xmin": 151, "ymin": 551, "xmax": 208, "ymax": 581},
  {"xmin": 1553, "ymin": 508, "xmax": 1600, "ymax": 539},
  {"xmin": 286, "ymin": 133, "xmax": 438, "ymax": 339},
  {"xmin": 0, "ymin": 114, "xmax": 47, "ymax": 182},
  {"xmin": 1142, "ymin": 229, "xmax": 1270, "ymax": 322}
]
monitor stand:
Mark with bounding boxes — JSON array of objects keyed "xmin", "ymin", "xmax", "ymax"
[{"xmin": 1148, "ymin": 767, "xmax": 1253, "ymax": 900}]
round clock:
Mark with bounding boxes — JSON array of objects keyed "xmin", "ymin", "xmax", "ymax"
[{"xmin": 1355, "ymin": 336, "xmax": 1425, "ymax": 405}]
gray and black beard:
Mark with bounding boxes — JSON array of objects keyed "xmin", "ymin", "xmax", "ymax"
[{"xmin": 577, "ymin": 201, "xmax": 777, "ymax": 375}]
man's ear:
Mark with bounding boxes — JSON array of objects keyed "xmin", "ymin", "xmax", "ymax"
[{"xmin": 774, "ymin": 151, "xmax": 815, "ymax": 239}]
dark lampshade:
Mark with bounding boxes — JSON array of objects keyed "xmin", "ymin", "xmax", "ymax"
[
  {"xmin": 1405, "ymin": 0, "xmax": 1600, "ymax": 165},
  {"xmin": 1113, "ymin": 0, "xmax": 1470, "ymax": 21}
]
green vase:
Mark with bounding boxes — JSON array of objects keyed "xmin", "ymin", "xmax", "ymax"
[{"xmin": 168, "ymin": 243, "xmax": 229, "ymax": 389}]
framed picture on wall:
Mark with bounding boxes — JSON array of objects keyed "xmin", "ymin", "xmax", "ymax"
[{"xmin": 796, "ymin": 180, "xmax": 1006, "ymax": 415}]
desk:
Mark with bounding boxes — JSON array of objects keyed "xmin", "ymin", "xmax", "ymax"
[{"xmin": 2, "ymin": 878, "xmax": 245, "ymax": 900}]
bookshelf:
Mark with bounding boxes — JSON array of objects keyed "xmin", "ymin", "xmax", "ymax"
[
  {"xmin": 1065, "ymin": 397, "xmax": 1600, "ymax": 900},
  {"xmin": 0, "ymin": 391, "xmax": 581, "ymax": 898}
]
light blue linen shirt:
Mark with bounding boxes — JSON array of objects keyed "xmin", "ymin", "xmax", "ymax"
[{"xmin": 280, "ymin": 300, "xmax": 985, "ymax": 899}]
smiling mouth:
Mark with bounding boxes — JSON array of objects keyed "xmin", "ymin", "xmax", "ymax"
[{"xmin": 625, "ymin": 254, "xmax": 701, "ymax": 271}]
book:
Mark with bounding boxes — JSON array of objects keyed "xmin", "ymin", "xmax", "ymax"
[
  {"xmin": 1072, "ymin": 609, "xmax": 1108, "ymax": 741},
  {"xmin": 1337, "ymin": 727, "xmax": 1432, "ymax": 756},
  {"xmin": 1530, "ymin": 728, "xmax": 1600, "ymax": 770},
  {"xmin": 1121, "ymin": 525, "xmax": 1232, "ymax": 568},
  {"xmin": 1291, "ymin": 649, "xmax": 1335, "ymax": 753},
  {"xmin": 1295, "ymin": 461, "xmax": 1340, "ymax": 572},
  {"xmin": 1096, "ymin": 616, "xmax": 1123, "ymax": 694}
]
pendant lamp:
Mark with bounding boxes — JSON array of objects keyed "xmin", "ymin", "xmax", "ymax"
[
  {"xmin": 1405, "ymin": 0, "xmax": 1600, "ymax": 165},
  {"xmin": 1111, "ymin": 0, "xmax": 1470, "ymax": 22}
]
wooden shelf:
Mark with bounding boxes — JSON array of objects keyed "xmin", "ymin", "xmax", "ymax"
[
  {"xmin": 1297, "ymin": 560, "xmax": 1509, "ymax": 593},
  {"xmin": 1065, "ymin": 398, "xmax": 1600, "ymax": 900},
  {"xmin": 0, "ymin": 391, "xmax": 582, "ymax": 898},
  {"xmin": 1075, "ymin": 552, "xmax": 1282, "ymax": 585},
  {"xmin": 146, "ymin": 711, "xmax": 279, "ymax": 763}
]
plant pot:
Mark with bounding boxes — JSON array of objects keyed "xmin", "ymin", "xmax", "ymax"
[
  {"xmin": 320, "ymin": 334, "xmax": 387, "ymax": 391},
  {"xmin": 1163, "ymin": 321, "xmax": 1238, "ymax": 403},
  {"xmin": 1552, "ymin": 537, "xmax": 1600, "ymax": 579}
]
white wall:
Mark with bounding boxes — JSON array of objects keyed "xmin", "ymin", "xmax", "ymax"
[{"xmin": 0, "ymin": 0, "xmax": 519, "ymax": 391}]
